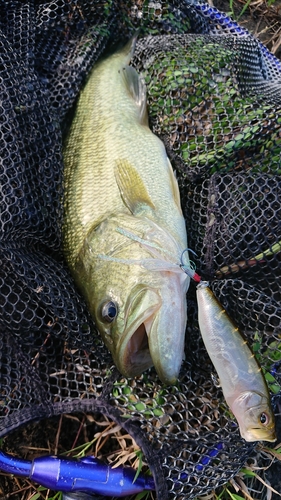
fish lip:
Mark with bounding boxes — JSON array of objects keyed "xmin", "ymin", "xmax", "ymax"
[
  {"xmin": 242, "ymin": 427, "xmax": 277, "ymax": 442},
  {"xmin": 241, "ymin": 416, "xmax": 276, "ymax": 442},
  {"xmin": 115, "ymin": 287, "xmax": 162, "ymax": 378},
  {"xmin": 147, "ymin": 324, "xmax": 182, "ymax": 385},
  {"xmin": 146, "ymin": 288, "xmax": 186, "ymax": 385},
  {"xmin": 115, "ymin": 281, "xmax": 186, "ymax": 384}
]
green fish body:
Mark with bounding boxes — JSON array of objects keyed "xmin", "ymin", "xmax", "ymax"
[{"xmin": 63, "ymin": 37, "xmax": 189, "ymax": 384}]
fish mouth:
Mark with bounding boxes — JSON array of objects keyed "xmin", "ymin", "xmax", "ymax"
[
  {"xmin": 116, "ymin": 287, "xmax": 161, "ymax": 378},
  {"xmin": 124, "ymin": 321, "xmax": 153, "ymax": 372},
  {"xmin": 115, "ymin": 283, "xmax": 186, "ymax": 385},
  {"xmin": 128, "ymin": 322, "xmax": 149, "ymax": 361},
  {"xmin": 244, "ymin": 426, "xmax": 276, "ymax": 442}
]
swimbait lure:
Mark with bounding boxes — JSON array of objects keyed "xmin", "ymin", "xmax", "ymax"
[{"xmin": 196, "ymin": 281, "xmax": 276, "ymax": 442}]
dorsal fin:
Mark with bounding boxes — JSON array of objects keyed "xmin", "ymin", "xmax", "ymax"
[
  {"xmin": 121, "ymin": 31, "xmax": 138, "ymax": 60},
  {"xmin": 167, "ymin": 158, "xmax": 183, "ymax": 214},
  {"xmin": 121, "ymin": 65, "xmax": 149, "ymax": 126}
]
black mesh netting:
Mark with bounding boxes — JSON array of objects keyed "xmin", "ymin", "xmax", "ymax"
[{"xmin": 0, "ymin": 1, "xmax": 281, "ymax": 499}]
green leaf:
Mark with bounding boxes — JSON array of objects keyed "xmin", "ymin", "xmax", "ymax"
[
  {"xmin": 240, "ymin": 467, "xmax": 256, "ymax": 477},
  {"xmin": 133, "ymin": 450, "xmax": 143, "ymax": 483},
  {"xmin": 153, "ymin": 408, "xmax": 164, "ymax": 416},
  {"xmin": 189, "ymin": 65, "xmax": 199, "ymax": 74},
  {"xmin": 226, "ymin": 489, "xmax": 246, "ymax": 500},
  {"xmin": 270, "ymin": 383, "xmax": 281, "ymax": 394},
  {"xmin": 135, "ymin": 491, "xmax": 149, "ymax": 500},
  {"xmin": 135, "ymin": 402, "xmax": 146, "ymax": 411},
  {"xmin": 252, "ymin": 342, "xmax": 261, "ymax": 352},
  {"xmin": 264, "ymin": 372, "xmax": 277, "ymax": 383}
]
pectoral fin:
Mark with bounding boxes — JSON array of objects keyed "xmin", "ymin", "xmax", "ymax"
[{"xmin": 115, "ymin": 159, "xmax": 155, "ymax": 214}]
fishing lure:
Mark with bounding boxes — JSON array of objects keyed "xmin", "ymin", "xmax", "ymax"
[
  {"xmin": 196, "ymin": 281, "xmax": 276, "ymax": 442},
  {"xmin": 0, "ymin": 451, "xmax": 154, "ymax": 496}
]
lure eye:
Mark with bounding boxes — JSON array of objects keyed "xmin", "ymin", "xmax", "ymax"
[
  {"xmin": 101, "ymin": 301, "xmax": 118, "ymax": 323},
  {"xmin": 260, "ymin": 412, "xmax": 269, "ymax": 425}
]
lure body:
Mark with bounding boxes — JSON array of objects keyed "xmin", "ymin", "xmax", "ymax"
[
  {"xmin": 63, "ymin": 36, "xmax": 189, "ymax": 384},
  {"xmin": 196, "ymin": 281, "xmax": 276, "ymax": 442},
  {"xmin": 0, "ymin": 451, "xmax": 155, "ymax": 496}
]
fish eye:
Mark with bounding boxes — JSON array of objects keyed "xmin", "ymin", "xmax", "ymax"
[
  {"xmin": 260, "ymin": 412, "xmax": 269, "ymax": 425},
  {"xmin": 101, "ymin": 300, "xmax": 118, "ymax": 323}
]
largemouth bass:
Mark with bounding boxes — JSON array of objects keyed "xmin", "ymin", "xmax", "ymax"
[
  {"xmin": 63, "ymin": 36, "xmax": 190, "ymax": 384},
  {"xmin": 196, "ymin": 281, "xmax": 276, "ymax": 442}
]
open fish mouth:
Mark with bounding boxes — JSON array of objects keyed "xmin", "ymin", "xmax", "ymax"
[
  {"xmin": 123, "ymin": 320, "xmax": 154, "ymax": 375},
  {"xmin": 114, "ymin": 282, "xmax": 186, "ymax": 384},
  {"xmin": 129, "ymin": 322, "xmax": 150, "ymax": 362},
  {"xmin": 115, "ymin": 287, "xmax": 161, "ymax": 378}
]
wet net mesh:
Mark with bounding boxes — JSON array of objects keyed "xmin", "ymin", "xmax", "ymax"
[{"xmin": 0, "ymin": 1, "xmax": 281, "ymax": 498}]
